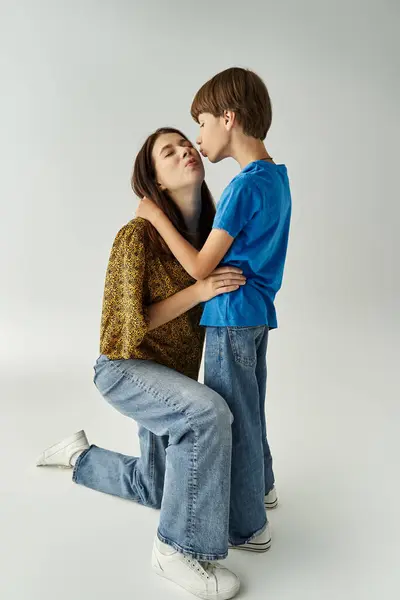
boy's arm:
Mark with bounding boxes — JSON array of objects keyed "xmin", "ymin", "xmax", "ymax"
[{"xmin": 152, "ymin": 209, "xmax": 234, "ymax": 280}]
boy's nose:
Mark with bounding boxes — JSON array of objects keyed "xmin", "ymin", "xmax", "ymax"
[{"xmin": 196, "ymin": 135, "xmax": 201, "ymax": 146}]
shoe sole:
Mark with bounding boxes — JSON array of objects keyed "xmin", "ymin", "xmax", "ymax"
[
  {"xmin": 264, "ymin": 499, "xmax": 278, "ymax": 510},
  {"xmin": 228, "ymin": 537, "xmax": 272, "ymax": 553},
  {"xmin": 152, "ymin": 553, "xmax": 240, "ymax": 600}
]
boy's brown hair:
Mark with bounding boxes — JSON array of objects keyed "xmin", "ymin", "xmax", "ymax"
[{"xmin": 191, "ymin": 67, "xmax": 272, "ymax": 140}]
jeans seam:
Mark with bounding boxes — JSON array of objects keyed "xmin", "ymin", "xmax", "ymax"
[
  {"xmin": 187, "ymin": 435, "xmax": 198, "ymax": 548},
  {"xmin": 150, "ymin": 431, "xmax": 155, "ymax": 505},
  {"xmin": 215, "ymin": 329, "xmax": 232, "ymax": 545}
]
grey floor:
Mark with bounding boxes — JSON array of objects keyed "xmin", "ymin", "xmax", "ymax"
[{"xmin": 1, "ymin": 320, "xmax": 398, "ymax": 600}]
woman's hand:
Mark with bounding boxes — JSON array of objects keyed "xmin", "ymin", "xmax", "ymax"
[
  {"xmin": 135, "ymin": 196, "xmax": 162, "ymax": 224},
  {"xmin": 194, "ymin": 266, "xmax": 246, "ymax": 303}
]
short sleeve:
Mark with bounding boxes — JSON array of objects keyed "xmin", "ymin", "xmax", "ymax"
[
  {"xmin": 100, "ymin": 219, "xmax": 150, "ymax": 358},
  {"xmin": 212, "ymin": 178, "xmax": 262, "ymax": 238}
]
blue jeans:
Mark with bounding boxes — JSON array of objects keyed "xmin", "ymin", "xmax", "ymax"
[
  {"xmin": 73, "ymin": 355, "xmax": 233, "ymax": 561},
  {"xmin": 205, "ymin": 325, "xmax": 274, "ymax": 545}
]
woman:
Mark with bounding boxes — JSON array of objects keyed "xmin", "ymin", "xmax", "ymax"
[{"xmin": 36, "ymin": 128, "xmax": 246, "ymax": 600}]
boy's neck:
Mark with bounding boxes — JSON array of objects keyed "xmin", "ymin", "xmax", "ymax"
[{"xmin": 229, "ymin": 136, "xmax": 273, "ymax": 170}]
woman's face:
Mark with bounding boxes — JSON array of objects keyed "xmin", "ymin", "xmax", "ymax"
[{"xmin": 152, "ymin": 132, "xmax": 205, "ymax": 193}]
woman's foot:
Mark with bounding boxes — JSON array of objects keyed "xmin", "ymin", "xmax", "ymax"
[
  {"xmin": 36, "ymin": 430, "xmax": 89, "ymax": 468},
  {"xmin": 152, "ymin": 536, "xmax": 240, "ymax": 600}
]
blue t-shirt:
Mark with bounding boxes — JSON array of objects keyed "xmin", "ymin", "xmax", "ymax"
[{"xmin": 200, "ymin": 160, "xmax": 291, "ymax": 328}]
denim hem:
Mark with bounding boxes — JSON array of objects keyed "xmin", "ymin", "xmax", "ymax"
[
  {"xmin": 229, "ymin": 519, "xmax": 268, "ymax": 547},
  {"xmin": 72, "ymin": 445, "xmax": 93, "ymax": 482},
  {"xmin": 157, "ymin": 529, "xmax": 228, "ymax": 562}
]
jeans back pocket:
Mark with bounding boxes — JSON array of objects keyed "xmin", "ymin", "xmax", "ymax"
[{"xmin": 227, "ymin": 326, "xmax": 264, "ymax": 367}]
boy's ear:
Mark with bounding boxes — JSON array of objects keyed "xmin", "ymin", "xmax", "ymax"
[{"xmin": 223, "ymin": 110, "xmax": 236, "ymax": 131}]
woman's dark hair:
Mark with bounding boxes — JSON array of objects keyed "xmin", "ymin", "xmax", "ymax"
[{"xmin": 131, "ymin": 127, "xmax": 216, "ymax": 257}]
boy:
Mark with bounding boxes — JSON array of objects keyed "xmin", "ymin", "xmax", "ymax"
[{"xmin": 137, "ymin": 67, "xmax": 292, "ymax": 552}]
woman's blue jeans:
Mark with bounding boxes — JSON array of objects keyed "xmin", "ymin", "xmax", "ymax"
[{"xmin": 73, "ymin": 355, "xmax": 234, "ymax": 561}]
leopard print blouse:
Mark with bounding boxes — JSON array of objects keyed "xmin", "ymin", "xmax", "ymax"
[{"xmin": 100, "ymin": 217, "xmax": 205, "ymax": 380}]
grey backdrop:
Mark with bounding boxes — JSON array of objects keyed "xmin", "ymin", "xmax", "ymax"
[{"xmin": 1, "ymin": 1, "xmax": 399, "ymax": 599}]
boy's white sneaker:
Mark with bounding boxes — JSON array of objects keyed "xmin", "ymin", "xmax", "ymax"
[
  {"xmin": 152, "ymin": 536, "xmax": 240, "ymax": 600},
  {"xmin": 264, "ymin": 486, "xmax": 278, "ymax": 509},
  {"xmin": 228, "ymin": 524, "xmax": 272, "ymax": 553},
  {"xmin": 36, "ymin": 430, "xmax": 89, "ymax": 468}
]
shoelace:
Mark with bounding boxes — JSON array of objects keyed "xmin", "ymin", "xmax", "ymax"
[{"xmin": 184, "ymin": 556, "xmax": 215, "ymax": 579}]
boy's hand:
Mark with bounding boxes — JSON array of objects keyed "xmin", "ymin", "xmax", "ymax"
[
  {"xmin": 194, "ymin": 266, "xmax": 246, "ymax": 302},
  {"xmin": 135, "ymin": 196, "xmax": 162, "ymax": 225}
]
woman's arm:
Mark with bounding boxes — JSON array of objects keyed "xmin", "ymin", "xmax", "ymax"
[
  {"xmin": 136, "ymin": 198, "xmax": 234, "ymax": 280},
  {"xmin": 147, "ymin": 284, "xmax": 201, "ymax": 330}
]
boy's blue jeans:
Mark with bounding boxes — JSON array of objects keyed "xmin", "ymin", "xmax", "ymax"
[
  {"xmin": 205, "ymin": 325, "xmax": 274, "ymax": 544},
  {"xmin": 72, "ymin": 326, "xmax": 272, "ymax": 559}
]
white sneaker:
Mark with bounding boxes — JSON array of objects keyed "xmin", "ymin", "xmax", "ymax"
[
  {"xmin": 152, "ymin": 536, "xmax": 240, "ymax": 600},
  {"xmin": 228, "ymin": 524, "xmax": 272, "ymax": 553},
  {"xmin": 264, "ymin": 486, "xmax": 278, "ymax": 509},
  {"xmin": 36, "ymin": 430, "xmax": 89, "ymax": 468}
]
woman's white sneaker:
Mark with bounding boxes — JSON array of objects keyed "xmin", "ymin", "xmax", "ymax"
[
  {"xmin": 228, "ymin": 524, "xmax": 272, "ymax": 553},
  {"xmin": 152, "ymin": 536, "xmax": 240, "ymax": 600},
  {"xmin": 264, "ymin": 486, "xmax": 278, "ymax": 509},
  {"xmin": 36, "ymin": 430, "xmax": 89, "ymax": 468}
]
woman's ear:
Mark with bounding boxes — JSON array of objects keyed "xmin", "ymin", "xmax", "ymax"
[{"xmin": 158, "ymin": 182, "xmax": 167, "ymax": 191}]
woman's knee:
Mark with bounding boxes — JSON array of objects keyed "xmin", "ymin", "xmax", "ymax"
[{"xmin": 195, "ymin": 388, "xmax": 234, "ymax": 429}]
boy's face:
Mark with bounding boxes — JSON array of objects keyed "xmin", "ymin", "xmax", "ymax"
[{"xmin": 196, "ymin": 113, "xmax": 230, "ymax": 163}]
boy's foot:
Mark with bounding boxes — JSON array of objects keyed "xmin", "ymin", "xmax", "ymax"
[
  {"xmin": 228, "ymin": 524, "xmax": 272, "ymax": 553},
  {"xmin": 152, "ymin": 536, "xmax": 240, "ymax": 600},
  {"xmin": 264, "ymin": 486, "xmax": 278, "ymax": 510},
  {"xmin": 36, "ymin": 430, "xmax": 89, "ymax": 468}
]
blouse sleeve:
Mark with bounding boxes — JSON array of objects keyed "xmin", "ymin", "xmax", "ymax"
[{"xmin": 100, "ymin": 219, "xmax": 150, "ymax": 358}]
